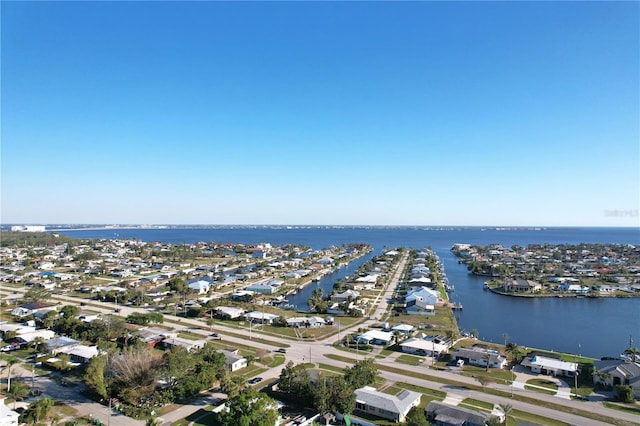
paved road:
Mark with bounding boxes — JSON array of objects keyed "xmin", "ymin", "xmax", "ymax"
[{"xmin": 2, "ymin": 259, "xmax": 640, "ymax": 426}]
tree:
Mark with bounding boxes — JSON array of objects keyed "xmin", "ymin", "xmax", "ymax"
[
  {"xmin": 8, "ymin": 380, "xmax": 29, "ymax": 409},
  {"xmin": 623, "ymin": 347, "xmax": 639, "ymax": 363},
  {"xmin": 0, "ymin": 355, "xmax": 19, "ymax": 392},
  {"xmin": 22, "ymin": 286, "xmax": 50, "ymax": 303},
  {"xmin": 505, "ymin": 342, "xmax": 523, "ymax": 362},
  {"xmin": 57, "ymin": 353, "xmax": 71, "ymax": 372},
  {"xmin": 615, "ymin": 385, "xmax": 635, "ymax": 403},
  {"xmin": 24, "ymin": 397, "xmax": 54, "ymax": 424},
  {"xmin": 216, "ymin": 388, "xmax": 279, "ymax": 426},
  {"xmin": 343, "ymin": 358, "xmax": 378, "ymax": 389},
  {"xmin": 476, "ymin": 375, "xmax": 493, "ymax": 390},
  {"xmin": 110, "ymin": 346, "xmax": 163, "ymax": 406},
  {"xmin": 278, "ymin": 361, "xmax": 311, "ymax": 397},
  {"xmin": 84, "ymin": 354, "xmax": 108, "ymax": 400},
  {"xmin": 498, "ymin": 403, "xmax": 512, "ymax": 424},
  {"xmin": 220, "ymin": 375, "xmax": 247, "ymax": 398},
  {"xmin": 404, "ymin": 406, "xmax": 429, "ymax": 426}
]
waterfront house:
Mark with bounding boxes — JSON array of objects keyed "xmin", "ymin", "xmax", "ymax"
[
  {"xmin": 559, "ymin": 284, "xmax": 590, "ymax": 294},
  {"xmin": 593, "ymin": 359, "xmax": 640, "ymax": 398},
  {"xmin": 405, "ymin": 287, "xmax": 438, "ymax": 315},
  {"xmin": 503, "ymin": 278, "xmax": 542, "ymax": 293},
  {"xmin": 400, "ymin": 335, "xmax": 451, "ymax": 357},
  {"xmin": 245, "ymin": 282, "xmax": 277, "ymax": 294},
  {"xmin": 425, "ymin": 401, "xmax": 498, "ymax": 426},
  {"xmin": 521, "ymin": 355, "xmax": 578, "ymax": 377},
  {"xmin": 354, "ymin": 386, "xmax": 421, "ymax": 423},
  {"xmin": 452, "ymin": 347, "xmax": 507, "ymax": 369},
  {"xmin": 331, "ymin": 290, "xmax": 360, "ymax": 303}
]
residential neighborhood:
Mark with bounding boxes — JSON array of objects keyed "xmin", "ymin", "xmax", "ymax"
[{"xmin": 0, "ymin": 233, "xmax": 638, "ymax": 426}]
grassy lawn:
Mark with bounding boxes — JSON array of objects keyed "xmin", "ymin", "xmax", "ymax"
[
  {"xmin": 394, "ymin": 382, "xmax": 446, "ymax": 399},
  {"xmin": 317, "ymin": 363, "xmax": 345, "ymax": 374},
  {"xmin": 524, "ymin": 385, "xmax": 556, "ymax": 395},
  {"xmin": 460, "ymin": 366, "xmax": 514, "ymax": 385},
  {"xmin": 510, "ymin": 409, "xmax": 570, "ymax": 426},
  {"xmin": 526, "ymin": 378, "xmax": 559, "ymax": 390},
  {"xmin": 267, "ymin": 354, "xmax": 286, "ymax": 368},
  {"xmin": 395, "ymin": 354, "xmax": 425, "ymax": 366},
  {"xmin": 602, "ymin": 401, "xmax": 640, "ymax": 416},
  {"xmin": 459, "ymin": 398, "xmax": 494, "ymax": 411}
]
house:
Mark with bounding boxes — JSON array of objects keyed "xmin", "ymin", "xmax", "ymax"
[
  {"xmin": 162, "ymin": 337, "xmax": 206, "ymax": 352},
  {"xmin": 391, "ymin": 324, "xmax": 415, "ymax": 335},
  {"xmin": 521, "ymin": 355, "xmax": 578, "ymax": 377},
  {"xmin": 286, "ymin": 316, "xmax": 326, "ymax": 328},
  {"xmin": 425, "ymin": 401, "xmax": 497, "ymax": 426},
  {"xmin": 452, "ymin": 347, "xmax": 507, "ymax": 369},
  {"xmin": 244, "ymin": 311, "xmax": 280, "ymax": 325},
  {"xmin": 503, "ymin": 278, "xmax": 542, "ymax": 293},
  {"xmin": 354, "ymin": 386, "xmax": 421, "ymax": 423},
  {"xmin": 15, "ymin": 329, "xmax": 55, "ymax": 344},
  {"xmin": 405, "ymin": 287, "xmax": 438, "ymax": 315},
  {"xmin": 220, "ymin": 349, "xmax": 248, "ymax": 372},
  {"xmin": 0, "ymin": 397, "xmax": 19, "ymax": 426},
  {"xmin": 45, "ymin": 336, "xmax": 81, "ymax": 355},
  {"xmin": 245, "ymin": 283, "xmax": 277, "ymax": 294},
  {"xmin": 59, "ymin": 345, "xmax": 100, "ymax": 364},
  {"xmin": 593, "ymin": 359, "xmax": 640, "ymax": 398},
  {"xmin": 11, "ymin": 302, "xmax": 56, "ymax": 317},
  {"xmin": 188, "ymin": 280, "xmax": 213, "ymax": 294},
  {"xmin": 400, "ymin": 336, "xmax": 452, "ymax": 357},
  {"xmin": 216, "ymin": 306, "xmax": 245, "ymax": 319},
  {"xmin": 356, "ymin": 330, "xmax": 394, "ymax": 346},
  {"xmin": 559, "ymin": 284, "xmax": 590, "ymax": 294},
  {"xmin": 331, "ymin": 290, "xmax": 360, "ymax": 303}
]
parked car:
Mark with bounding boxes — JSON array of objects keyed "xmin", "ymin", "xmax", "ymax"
[
  {"xmin": 247, "ymin": 377, "xmax": 263, "ymax": 384},
  {"xmin": 275, "ymin": 348, "xmax": 286, "ymax": 353}
]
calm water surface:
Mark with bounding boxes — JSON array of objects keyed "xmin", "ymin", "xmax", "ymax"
[{"xmin": 54, "ymin": 226, "xmax": 640, "ymax": 358}]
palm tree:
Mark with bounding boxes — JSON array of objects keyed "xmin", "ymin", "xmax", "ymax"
[
  {"xmin": 498, "ymin": 403, "xmax": 513, "ymax": 424},
  {"xmin": 505, "ymin": 342, "xmax": 521, "ymax": 362},
  {"xmin": 1, "ymin": 356, "xmax": 20, "ymax": 392},
  {"xmin": 623, "ymin": 347, "xmax": 639, "ymax": 363}
]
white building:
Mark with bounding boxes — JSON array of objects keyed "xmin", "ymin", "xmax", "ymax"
[{"xmin": 0, "ymin": 397, "xmax": 19, "ymax": 426}]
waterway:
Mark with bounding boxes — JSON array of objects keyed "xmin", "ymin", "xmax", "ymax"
[{"xmin": 47, "ymin": 226, "xmax": 639, "ymax": 358}]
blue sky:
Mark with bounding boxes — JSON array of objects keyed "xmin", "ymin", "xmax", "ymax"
[{"xmin": 2, "ymin": 1, "xmax": 638, "ymax": 226}]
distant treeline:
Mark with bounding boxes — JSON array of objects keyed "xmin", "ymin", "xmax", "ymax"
[{"xmin": 0, "ymin": 231, "xmax": 77, "ymax": 247}]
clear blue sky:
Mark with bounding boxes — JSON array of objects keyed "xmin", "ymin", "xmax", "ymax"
[{"xmin": 2, "ymin": 1, "xmax": 638, "ymax": 226}]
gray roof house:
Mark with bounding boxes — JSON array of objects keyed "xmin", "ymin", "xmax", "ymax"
[
  {"xmin": 354, "ymin": 386, "xmax": 421, "ymax": 423},
  {"xmin": 425, "ymin": 401, "xmax": 497, "ymax": 426},
  {"xmin": 593, "ymin": 359, "xmax": 640, "ymax": 399},
  {"xmin": 452, "ymin": 347, "xmax": 507, "ymax": 369}
]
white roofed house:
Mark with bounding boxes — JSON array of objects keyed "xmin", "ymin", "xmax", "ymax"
[
  {"xmin": 521, "ymin": 355, "xmax": 578, "ymax": 377},
  {"xmin": 405, "ymin": 287, "xmax": 438, "ymax": 316},
  {"xmin": 244, "ymin": 311, "xmax": 280, "ymax": 325},
  {"xmin": 216, "ymin": 306, "xmax": 245, "ymax": 319},
  {"xmin": 286, "ymin": 316, "xmax": 326, "ymax": 328},
  {"xmin": 356, "ymin": 330, "xmax": 394, "ymax": 346},
  {"xmin": 354, "ymin": 386, "xmax": 421, "ymax": 423}
]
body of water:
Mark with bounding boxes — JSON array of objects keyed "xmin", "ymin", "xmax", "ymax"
[{"xmin": 53, "ymin": 226, "xmax": 640, "ymax": 358}]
